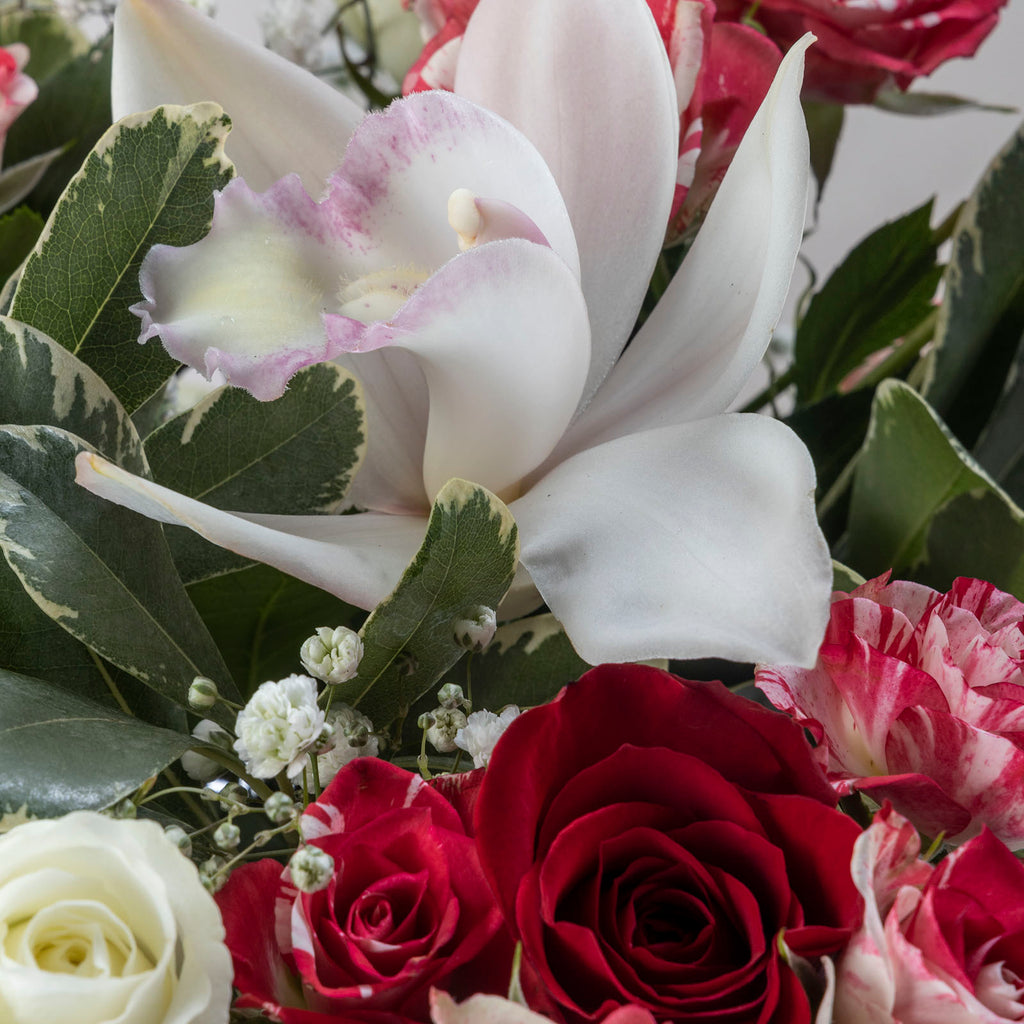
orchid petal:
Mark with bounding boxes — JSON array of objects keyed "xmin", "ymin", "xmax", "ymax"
[
  {"xmin": 134, "ymin": 175, "xmax": 350, "ymax": 401},
  {"xmin": 327, "ymin": 239, "xmax": 590, "ymax": 502},
  {"xmin": 324, "ymin": 91, "xmax": 579, "ymax": 281},
  {"xmin": 112, "ymin": 0, "xmax": 363, "ymax": 193},
  {"xmin": 74, "ymin": 452, "xmax": 425, "ymax": 610},
  {"xmin": 454, "ymin": 0, "xmax": 678, "ymax": 405},
  {"xmin": 511, "ymin": 413, "xmax": 831, "ymax": 666},
  {"xmin": 555, "ymin": 35, "xmax": 812, "ymax": 457}
]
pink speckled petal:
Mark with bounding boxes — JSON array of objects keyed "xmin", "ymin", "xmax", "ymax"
[
  {"xmin": 323, "ymin": 90, "xmax": 578, "ymax": 283},
  {"xmin": 74, "ymin": 452, "xmax": 425, "ymax": 610},
  {"xmin": 455, "ymin": 0, "xmax": 677, "ymax": 405},
  {"xmin": 112, "ymin": 0, "xmax": 362, "ymax": 193},
  {"xmin": 327, "ymin": 239, "xmax": 590, "ymax": 502},
  {"xmin": 133, "ymin": 175, "xmax": 350, "ymax": 401}
]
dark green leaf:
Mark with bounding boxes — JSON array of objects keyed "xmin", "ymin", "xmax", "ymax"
[
  {"xmin": 145, "ymin": 363, "xmax": 366, "ymax": 582},
  {"xmin": 831, "ymin": 560, "xmax": 865, "ymax": 593},
  {"xmin": 846, "ymin": 380, "xmax": 1024, "ymax": 597},
  {"xmin": 803, "ymin": 101, "xmax": 843, "ymax": 208},
  {"xmin": 973, "ymin": 328, "xmax": 1024, "ymax": 504},
  {"xmin": 0, "ymin": 146, "xmax": 65, "ymax": 215},
  {"xmin": 334, "ymin": 479, "xmax": 519, "ymax": 729},
  {"xmin": 470, "ymin": 613, "xmax": 589, "ymax": 711},
  {"xmin": 923, "ymin": 118, "xmax": 1024, "ymax": 415},
  {"xmin": 0, "ymin": 316, "xmax": 146, "ymax": 472},
  {"xmin": 0, "ymin": 207, "xmax": 42, "ymax": 283},
  {"xmin": 187, "ymin": 563, "xmax": 364, "ymax": 699},
  {"xmin": 794, "ymin": 201, "xmax": 942, "ymax": 404},
  {"xmin": 0, "ymin": 425, "xmax": 238, "ymax": 723},
  {"xmin": 0, "ymin": 668, "xmax": 189, "ymax": 820},
  {"xmin": 3, "ymin": 40, "xmax": 112, "ymax": 216},
  {"xmin": 0, "ymin": 8, "xmax": 89, "ymax": 83},
  {"xmin": 11, "ymin": 103, "xmax": 234, "ymax": 410},
  {"xmin": 873, "ymin": 88, "xmax": 1017, "ymax": 117}
]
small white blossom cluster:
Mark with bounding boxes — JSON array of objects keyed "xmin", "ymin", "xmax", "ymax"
[
  {"xmin": 315, "ymin": 704, "xmax": 378, "ymax": 785},
  {"xmin": 261, "ymin": 0, "xmax": 336, "ymax": 69},
  {"xmin": 234, "ymin": 674, "xmax": 326, "ymax": 779},
  {"xmin": 455, "ymin": 706, "xmax": 521, "ymax": 768}
]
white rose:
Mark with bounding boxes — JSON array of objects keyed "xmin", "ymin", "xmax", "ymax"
[{"xmin": 0, "ymin": 811, "xmax": 232, "ymax": 1024}]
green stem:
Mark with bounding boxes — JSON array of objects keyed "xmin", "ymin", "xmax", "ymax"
[
  {"xmin": 89, "ymin": 649, "xmax": 132, "ymax": 716},
  {"xmin": 160, "ymin": 765, "xmax": 214, "ymax": 826},
  {"xmin": 309, "ymin": 751, "xmax": 322, "ymax": 800},
  {"xmin": 850, "ymin": 309, "xmax": 938, "ymax": 392},
  {"xmin": 197, "ymin": 747, "xmax": 274, "ymax": 802},
  {"xmin": 739, "ymin": 365, "xmax": 796, "ymax": 413}
]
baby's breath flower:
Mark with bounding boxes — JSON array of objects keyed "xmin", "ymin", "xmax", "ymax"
[
  {"xmin": 300, "ymin": 625, "xmax": 363, "ymax": 685},
  {"xmin": 234, "ymin": 674, "xmax": 325, "ymax": 779},
  {"xmin": 455, "ymin": 706, "xmax": 521, "ymax": 768},
  {"xmin": 315, "ymin": 705, "xmax": 379, "ymax": 786},
  {"xmin": 452, "ymin": 605, "xmax": 496, "ymax": 652},
  {"xmin": 425, "ymin": 707, "xmax": 467, "ymax": 754},
  {"xmin": 289, "ymin": 845, "xmax": 334, "ymax": 893}
]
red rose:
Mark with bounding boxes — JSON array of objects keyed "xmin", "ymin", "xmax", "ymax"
[
  {"xmin": 475, "ymin": 664, "xmax": 863, "ymax": 1023},
  {"xmin": 216, "ymin": 759, "xmax": 512, "ymax": 1022},
  {"xmin": 715, "ymin": 0, "xmax": 1007, "ymax": 102}
]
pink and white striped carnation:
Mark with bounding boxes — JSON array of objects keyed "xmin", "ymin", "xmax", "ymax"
[{"xmin": 757, "ymin": 573, "xmax": 1024, "ymax": 847}]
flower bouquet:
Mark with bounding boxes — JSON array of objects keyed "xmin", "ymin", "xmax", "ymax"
[{"xmin": 1, "ymin": 0, "xmax": 1023, "ymax": 1021}]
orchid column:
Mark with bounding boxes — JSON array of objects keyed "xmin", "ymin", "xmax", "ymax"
[{"xmin": 78, "ymin": 0, "xmax": 832, "ymax": 668}]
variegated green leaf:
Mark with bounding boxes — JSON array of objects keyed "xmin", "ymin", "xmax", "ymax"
[
  {"xmin": 0, "ymin": 425, "xmax": 238, "ymax": 724},
  {"xmin": 922, "ymin": 118, "xmax": 1024, "ymax": 415},
  {"xmin": 0, "ymin": 316, "xmax": 146, "ymax": 472},
  {"xmin": 145, "ymin": 363, "xmax": 366, "ymax": 582},
  {"xmin": 0, "ymin": 668, "xmax": 189, "ymax": 820},
  {"xmin": 847, "ymin": 380, "xmax": 1024, "ymax": 598},
  {"xmin": 335, "ymin": 480, "xmax": 519, "ymax": 729},
  {"xmin": 11, "ymin": 103, "xmax": 234, "ymax": 410}
]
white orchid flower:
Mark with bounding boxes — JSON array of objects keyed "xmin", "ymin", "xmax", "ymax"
[{"xmin": 76, "ymin": 0, "xmax": 831, "ymax": 666}]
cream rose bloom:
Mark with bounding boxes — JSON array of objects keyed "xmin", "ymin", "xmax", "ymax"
[{"xmin": 0, "ymin": 811, "xmax": 232, "ymax": 1024}]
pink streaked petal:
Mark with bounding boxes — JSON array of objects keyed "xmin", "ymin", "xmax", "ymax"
[
  {"xmin": 825, "ymin": 594, "xmax": 918, "ymax": 658},
  {"xmin": 74, "ymin": 452, "xmax": 426, "ymax": 610},
  {"xmin": 511, "ymin": 413, "xmax": 831, "ymax": 666},
  {"xmin": 852, "ymin": 774, "xmax": 972, "ymax": 843},
  {"xmin": 323, "ymin": 91, "xmax": 578, "ymax": 283},
  {"xmin": 403, "ymin": 25, "xmax": 464, "ymax": 93},
  {"xmin": 455, "ymin": 0, "xmax": 678, "ymax": 405},
  {"xmin": 112, "ymin": 0, "xmax": 363, "ymax": 194},
  {"xmin": 817, "ymin": 636, "xmax": 949, "ymax": 777},
  {"xmin": 552, "ymin": 35, "xmax": 811, "ymax": 459},
  {"xmin": 135, "ymin": 175, "xmax": 350, "ymax": 401},
  {"xmin": 886, "ymin": 708, "xmax": 1024, "ymax": 848},
  {"xmin": 850, "ymin": 574, "xmax": 940, "ymax": 628},
  {"xmin": 945, "ymin": 577, "xmax": 1024, "ymax": 634},
  {"xmin": 327, "ymin": 239, "xmax": 590, "ymax": 502}
]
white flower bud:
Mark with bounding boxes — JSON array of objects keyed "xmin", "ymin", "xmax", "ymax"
[
  {"xmin": 315, "ymin": 705, "xmax": 379, "ymax": 786},
  {"xmin": 455, "ymin": 705, "xmax": 521, "ymax": 768},
  {"xmin": 264, "ymin": 792, "xmax": 297, "ymax": 825},
  {"xmin": 437, "ymin": 682, "xmax": 470, "ymax": 710},
  {"xmin": 213, "ymin": 822, "xmax": 241, "ymax": 851},
  {"xmin": 198, "ymin": 855, "xmax": 228, "ymax": 893},
  {"xmin": 289, "ymin": 845, "xmax": 334, "ymax": 893},
  {"xmin": 234, "ymin": 674, "xmax": 326, "ymax": 779},
  {"xmin": 300, "ymin": 625, "xmax": 364, "ymax": 685},
  {"xmin": 313, "ymin": 720, "xmax": 336, "ymax": 753},
  {"xmin": 425, "ymin": 708, "xmax": 468, "ymax": 754},
  {"xmin": 107, "ymin": 798, "xmax": 137, "ymax": 819},
  {"xmin": 452, "ymin": 605, "xmax": 496, "ymax": 652},
  {"xmin": 218, "ymin": 782, "xmax": 249, "ymax": 811},
  {"xmin": 188, "ymin": 676, "xmax": 219, "ymax": 710},
  {"xmin": 181, "ymin": 719, "xmax": 233, "ymax": 783},
  {"xmin": 164, "ymin": 824, "xmax": 192, "ymax": 857}
]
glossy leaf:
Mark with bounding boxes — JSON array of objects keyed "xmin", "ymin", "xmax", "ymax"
[
  {"xmin": 334, "ymin": 479, "xmax": 519, "ymax": 729},
  {"xmin": 794, "ymin": 201, "xmax": 942, "ymax": 403},
  {"xmin": 973, "ymin": 329, "xmax": 1024, "ymax": 504},
  {"xmin": 11, "ymin": 103, "xmax": 234, "ymax": 410},
  {"xmin": 145, "ymin": 363, "xmax": 365, "ymax": 582},
  {"xmin": 0, "ymin": 425, "xmax": 237, "ymax": 724},
  {"xmin": 0, "ymin": 316, "xmax": 146, "ymax": 473},
  {"xmin": 922, "ymin": 119, "xmax": 1024, "ymax": 415},
  {"xmin": 846, "ymin": 380, "xmax": 1024, "ymax": 598},
  {"xmin": 0, "ymin": 668, "xmax": 189, "ymax": 820},
  {"xmin": 803, "ymin": 100, "xmax": 843, "ymax": 209}
]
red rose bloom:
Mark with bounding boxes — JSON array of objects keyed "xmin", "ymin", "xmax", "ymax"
[
  {"xmin": 715, "ymin": 0, "xmax": 1007, "ymax": 102},
  {"xmin": 216, "ymin": 759, "xmax": 511, "ymax": 1023},
  {"xmin": 475, "ymin": 664, "xmax": 863, "ymax": 1024}
]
